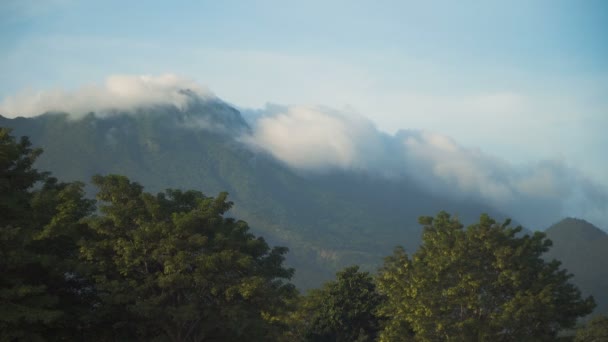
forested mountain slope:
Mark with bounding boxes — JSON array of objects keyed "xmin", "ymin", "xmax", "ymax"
[
  {"xmin": 1, "ymin": 98, "xmax": 504, "ymax": 288},
  {"xmin": 2, "ymin": 97, "xmax": 601, "ymax": 300}
]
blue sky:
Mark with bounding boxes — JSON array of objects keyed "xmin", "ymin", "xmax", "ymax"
[{"xmin": 1, "ymin": 0, "xmax": 607, "ymax": 186}]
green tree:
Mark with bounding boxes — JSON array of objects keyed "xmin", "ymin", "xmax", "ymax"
[
  {"xmin": 377, "ymin": 212, "xmax": 595, "ymax": 342},
  {"xmin": 575, "ymin": 315, "xmax": 608, "ymax": 342},
  {"xmin": 375, "ymin": 247, "xmax": 416, "ymax": 342},
  {"xmin": 80, "ymin": 174, "xmax": 296, "ymax": 341},
  {"xmin": 291, "ymin": 265, "xmax": 384, "ymax": 342},
  {"xmin": 0, "ymin": 128, "xmax": 95, "ymax": 340}
]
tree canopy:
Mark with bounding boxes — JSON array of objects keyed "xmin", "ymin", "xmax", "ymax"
[
  {"xmin": 377, "ymin": 212, "xmax": 595, "ymax": 341},
  {"xmin": 0, "ymin": 128, "xmax": 296, "ymax": 341},
  {"xmin": 81, "ymin": 174, "xmax": 296, "ymax": 341},
  {"xmin": 575, "ymin": 315, "xmax": 608, "ymax": 342},
  {"xmin": 288, "ymin": 265, "xmax": 384, "ymax": 342},
  {"xmin": 0, "ymin": 128, "xmax": 95, "ymax": 340}
]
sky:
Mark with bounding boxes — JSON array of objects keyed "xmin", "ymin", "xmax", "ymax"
[{"xmin": 0, "ymin": 1, "xmax": 607, "ymax": 226}]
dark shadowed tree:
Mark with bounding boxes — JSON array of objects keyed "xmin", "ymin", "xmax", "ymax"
[
  {"xmin": 0, "ymin": 128, "xmax": 95, "ymax": 340},
  {"xmin": 377, "ymin": 211, "xmax": 595, "ymax": 342}
]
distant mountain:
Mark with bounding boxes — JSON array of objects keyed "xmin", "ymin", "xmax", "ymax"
[
  {"xmin": 545, "ymin": 218, "xmax": 608, "ymax": 316},
  {"xmin": 1, "ymin": 96, "xmax": 596, "ymax": 294}
]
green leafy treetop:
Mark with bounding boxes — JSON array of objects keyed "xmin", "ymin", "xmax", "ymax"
[
  {"xmin": 283, "ymin": 265, "xmax": 384, "ymax": 342},
  {"xmin": 575, "ymin": 315, "xmax": 608, "ymax": 342},
  {"xmin": 377, "ymin": 211, "xmax": 595, "ymax": 342},
  {"xmin": 80, "ymin": 174, "xmax": 297, "ymax": 341}
]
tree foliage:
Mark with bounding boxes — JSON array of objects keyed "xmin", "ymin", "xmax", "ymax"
[
  {"xmin": 0, "ymin": 128, "xmax": 95, "ymax": 340},
  {"xmin": 80, "ymin": 174, "xmax": 297, "ymax": 341},
  {"xmin": 377, "ymin": 212, "xmax": 595, "ymax": 341},
  {"xmin": 575, "ymin": 315, "xmax": 608, "ymax": 342},
  {"xmin": 1, "ymin": 128, "xmax": 297, "ymax": 341},
  {"xmin": 287, "ymin": 265, "xmax": 384, "ymax": 342}
]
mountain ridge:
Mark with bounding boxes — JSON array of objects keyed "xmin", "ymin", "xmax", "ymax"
[
  {"xmin": 0, "ymin": 100, "xmax": 507, "ymax": 288},
  {"xmin": 2, "ymin": 99, "xmax": 606, "ymax": 315}
]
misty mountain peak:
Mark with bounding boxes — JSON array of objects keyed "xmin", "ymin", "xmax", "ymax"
[
  {"xmin": 175, "ymin": 93, "xmax": 250, "ymax": 134},
  {"xmin": 16, "ymin": 86, "xmax": 250, "ymax": 136}
]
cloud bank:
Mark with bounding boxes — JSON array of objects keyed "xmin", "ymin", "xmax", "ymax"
[
  {"xmin": 244, "ymin": 105, "xmax": 608, "ymax": 230},
  {"xmin": 1, "ymin": 74, "xmax": 606, "ymax": 230},
  {"xmin": 243, "ymin": 106, "xmax": 402, "ymax": 176},
  {"xmin": 0, "ymin": 74, "xmax": 214, "ymax": 118}
]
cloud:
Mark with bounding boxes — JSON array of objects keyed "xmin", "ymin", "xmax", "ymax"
[
  {"xmin": 244, "ymin": 105, "xmax": 608, "ymax": 229},
  {"xmin": 0, "ymin": 74, "xmax": 214, "ymax": 118},
  {"xmin": 242, "ymin": 105, "xmax": 402, "ymax": 177},
  {"xmin": 399, "ymin": 130, "xmax": 514, "ymax": 201},
  {"xmin": 1, "ymin": 75, "xmax": 605, "ymax": 229}
]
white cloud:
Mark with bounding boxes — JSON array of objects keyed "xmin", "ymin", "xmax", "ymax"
[
  {"xmin": 400, "ymin": 130, "xmax": 514, "ymax": 202},
  {"xmin": 243, "ymin": 106, "xmax": 395, "ymax": 174},
  {"xmin": 244, "ymin": 105, "xmax": 608, "ymax": 229},
  {"xmin": 1, "ymin": 75, "xmax": 605, "ymax": 229},
  {"xmin": 0, "ymin": 74, "xmax": 213, "ymax": 118}
]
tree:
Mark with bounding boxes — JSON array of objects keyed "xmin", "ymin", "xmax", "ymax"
[
  {"xmin": 375, "ymin": 247, "xmax": 416, "ymax": 342},
  {"xmin": 377, "ymin": 211, "xmax": 595, "ymax": 342},
  {"xmin": 80, "ymin": 174, "xmax": 297, "ymax": 341},
  {"xmin": 291, "ymin": 265, "xmax": 384, "ymax": 342},
  {"xmin": 0, "ymin": 128, "xmax": 95, "ymax": 340},
  {"xmin": 575, "ymin": 315, "xmax": 608, "ymax": 342}
]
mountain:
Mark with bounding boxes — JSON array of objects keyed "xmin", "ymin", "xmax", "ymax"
[
  {"xmin": 545, "ymin": 218, "xmax": 608, "ymax": 316},
  {"xmin": 0, "ymin": 97, "xmax": 581, "ymax": 291}
]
